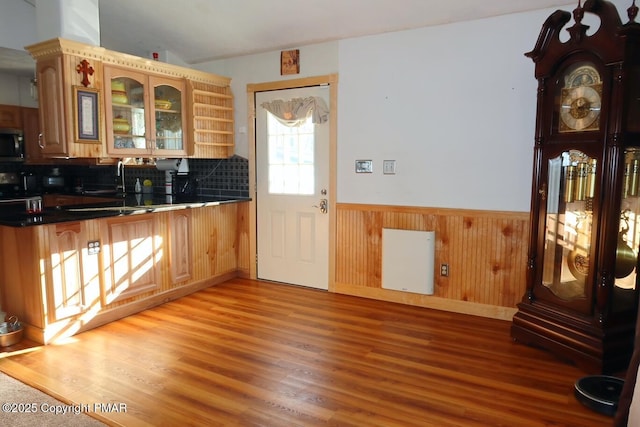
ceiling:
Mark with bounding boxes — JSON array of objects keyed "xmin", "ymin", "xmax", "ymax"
[
  {"xmin": 5, "ymin": 0, "xmax": 577, "ymax": 76},
  {"xmin": 99, "ymin": 0, "xmax": 575, "ymax": 64}
]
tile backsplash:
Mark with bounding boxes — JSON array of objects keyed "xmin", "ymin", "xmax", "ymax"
[{"xmin": 0, "ymin": 156, "xmax": 250, "ymax": 198}]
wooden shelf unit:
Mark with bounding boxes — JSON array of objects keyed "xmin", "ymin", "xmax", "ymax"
[{"xmin": 189, "ymin": 81, "xmax": 235, "ymax": 158}]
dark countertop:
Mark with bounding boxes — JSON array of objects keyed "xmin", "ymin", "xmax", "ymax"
[{"xmin": 0, "ymin": 194, "xmax": 251, "ymax": 227}]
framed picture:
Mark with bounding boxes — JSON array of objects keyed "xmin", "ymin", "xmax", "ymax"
[
  {"xmin": 73, "ymin": 86, "xmax": 101, "ymax": 143},
  {"xmin": 280, "ymin": 49, "xmax": 300, "ymax": 75}
]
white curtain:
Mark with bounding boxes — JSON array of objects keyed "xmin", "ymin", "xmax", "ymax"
[{"xmin": 260, "ymin": 96, "xmax": 329, "ymax": 127}]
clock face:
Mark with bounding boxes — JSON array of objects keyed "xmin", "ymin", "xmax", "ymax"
[{"xmin": 558, "ymin": 65, "xmax": 602, "ymax": 133}]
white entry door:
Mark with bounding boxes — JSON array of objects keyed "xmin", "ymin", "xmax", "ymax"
[{"xmin": 256, "ymin": 86, "xmax": 330, "ymax": 289}]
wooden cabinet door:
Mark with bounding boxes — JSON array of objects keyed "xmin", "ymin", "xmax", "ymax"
[
  {"xmin": 36, "ymin": 56, "xmax": 67, "ymax": 155},
  {"xmin": 0, "ymin": 105, "xmax": 22, "ymax": 128},
  {"xmin": 102, "ymin": 215, "xmax": 160, "ymax": 304},
  {"xmin": 21, "ymin": 107, "xmax": 47, "ymax": 164},
  {"xmin": 170, "ymin": 210, "xmax": 192, "ymax": 283},
  {"xmin": 46, "ymin": 223, "xmax": 85, "ymax": 321}
]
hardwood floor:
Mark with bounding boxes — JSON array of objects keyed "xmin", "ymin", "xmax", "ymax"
[{"xmin": 0, "ymin": 279, "xmax": 613, "ymax": 426}]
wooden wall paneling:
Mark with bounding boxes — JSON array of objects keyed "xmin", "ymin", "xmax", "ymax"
[
  {"xmin": 169, "ymin": 210, "xmax": 192, "ymax": 284},
  {"xmin": 236, "ymin": 201, "xmax": 251, "ymax": 277},
  {"xmin": 190, "ymin": 205, "xmax": 238, "ymax": 281},
  {"xmin": 215, "ymin": 204, "xmax": 239, "ymax": 274},
  {"xmin": 191, "ymin": 207, "xmax": 213, "ymax": 280},
  {"xmin": 335, "ymin": 203, "xmax": 529, "ymax": 319}
]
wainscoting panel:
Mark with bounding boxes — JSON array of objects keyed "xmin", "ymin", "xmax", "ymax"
[{"xmin": 335, "ymin": 203, "xmax": 529, "ymax": 319}]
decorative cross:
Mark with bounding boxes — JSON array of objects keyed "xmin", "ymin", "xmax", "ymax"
[{"xmin": 76, "ymin": 59, "xmax": 94, "ymax": 87}]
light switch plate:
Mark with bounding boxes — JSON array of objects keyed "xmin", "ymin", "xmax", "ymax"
[
  {"xmin": 355, "ymin": 160, "xmax": 373, "ymax": 173},
  {"xmin": 383, "ymin": 160, "xmax": 396, "ymax": 174}
]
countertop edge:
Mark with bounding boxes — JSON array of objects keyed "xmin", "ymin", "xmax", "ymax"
[{"xmin": 0, "ymin": 197, "xmax": 251, "ymax": 227}]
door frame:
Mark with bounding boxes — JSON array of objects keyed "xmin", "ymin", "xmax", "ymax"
[{"xmin": 247, "ymin": 74, "xmax": 338, "ymax": 291}]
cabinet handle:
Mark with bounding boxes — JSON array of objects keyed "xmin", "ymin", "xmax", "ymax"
[{"xmin": 38, "ymin": 133, "xmax": 44, "ymax": 149}]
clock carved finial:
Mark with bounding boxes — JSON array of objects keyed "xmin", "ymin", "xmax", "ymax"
[
  {"xmin": 567, "ymin": 0, "xmax": 589, "ymax": 43},
  {"xmin": 574, "ymin": 1, "xmax": 584, "ymax": 24},
  {"xmin": 629, "ymin": 0, "xmax": 639, "ymax": 22}
]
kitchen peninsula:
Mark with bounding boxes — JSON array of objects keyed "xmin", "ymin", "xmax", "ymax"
[{"xmin": 0, "ymin": 195, "xmax": 250, "ymax": 344}]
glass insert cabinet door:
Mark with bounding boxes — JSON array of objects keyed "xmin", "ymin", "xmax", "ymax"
[
  {"xmin": 153, "ymin": 83, "xmax": 183, "ymax": 151},
  {"xmin": 106, "ymin": 65, "xmax": 187, "ymax": 156},
  {"xmin": 616, "ymin": 148, "xmax": 640, "ymax": 313},
  {"xmin": 111, "ymin": 75, "xmax": 147, "ymax": 150}
]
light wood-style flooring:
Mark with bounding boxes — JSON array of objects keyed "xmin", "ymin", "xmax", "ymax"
[{"xmin": 0, "ymin": 279, "xmax": 613, "ymax": 426}]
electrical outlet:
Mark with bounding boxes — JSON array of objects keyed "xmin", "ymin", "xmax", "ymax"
[
  {"xmin": 440, "ymin": 263, "xmax": 449, "ymax": 277},
  {"xmin": 88, "ymin": 240, "xmax": 100, "ymax": 255}
]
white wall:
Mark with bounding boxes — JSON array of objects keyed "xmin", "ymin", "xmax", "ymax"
[
  {"xmin": 0, "ymin": 72, "xmax": 38, "ymax": 108},
  {"xmin": 200, "ymin": 41, "xmax": 339, "ymax": 161},
  {"xmin": 201, "ymin": 6, "xmax": 572, "ymax": 212},
  {"xmin": 0, "ymin": 0, "xmax": 38, "ymax": 50},
  {"xmin": 336, "ymin": 12, "xmax": 549, "ymax": 212}
]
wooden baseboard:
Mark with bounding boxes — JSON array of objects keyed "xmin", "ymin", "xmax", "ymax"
[{"xmin": 334, "ymin": 282, "xmax": 517, "ymax": 321}]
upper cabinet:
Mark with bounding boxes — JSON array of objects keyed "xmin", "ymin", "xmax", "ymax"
[
  {"xmin": 104, "ymin": 66, "xmax": 187, "ymax": 157},
  {"xmin": 27, "ymin": 40, "xmax": 107, "ymax": 159},
  {"xmin": 0, "ymin": 105, "xmax": 23, "ymax": 128},
  {"xmin": 26, "ymin": 38, "xmax": 234, "ymax": 160}
]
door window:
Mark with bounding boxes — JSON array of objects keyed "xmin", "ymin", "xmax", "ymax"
[{"xmin": 266, "ymin": 113, "xmax": 314, "ymax": 195}]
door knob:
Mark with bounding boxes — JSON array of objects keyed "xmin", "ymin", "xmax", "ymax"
[{"xmin": 313, "ymin": 199, "xmax": 328, "ymax": 214}]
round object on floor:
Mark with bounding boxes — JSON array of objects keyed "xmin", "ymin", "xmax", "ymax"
[{"xmin": 574, "ymin": 375, "xmax": 624, "ymax": 416}]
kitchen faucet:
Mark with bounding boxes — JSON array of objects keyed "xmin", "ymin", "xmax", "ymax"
[{"xmin": 116, "ymin": 160, "xmax": 126, "ymax": 195}]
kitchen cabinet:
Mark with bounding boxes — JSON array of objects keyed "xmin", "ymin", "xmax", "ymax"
[
  {"xmin": 0, "ymin": 220, "xmax": 102, "ymax": 343},
  {"xmin": 34, "ymin": 55, "xmax": 66, "ymax": 155},
  {"xmin": 21, "ymin": 106, "xmax": 43, "ymax": 164},
  {"xmin": 101, "ymin": 214, "xmax": 160, "ymax": 305},
  {"xmin": 27, "ymin": 38, "xmax": 234, "ymax": 161},
  {"xmin": 104, "ymin": 66, "xmax": 188, "ymax": 157},
  {"xmin": 0, "ymin": 104, "xmax": 22, "ymax": 129},
  {"xmin": 0, "ymin": 201, "xmax": 248, "ymax": 344},
  {"xmin": 45, "ymin": 222, "xmax": 101, "ymax": 322},
  {"xmin": 26, "ymin": 39, "xmax": 108, "ymax": 159}
]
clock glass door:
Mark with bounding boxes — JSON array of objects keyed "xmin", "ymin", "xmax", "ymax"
[
  {"xmin": 614, "ymin": 148, "xmax": 640, "ymax": 312},
  {"xmin": 541, "ymin": 150, "xmax": 596, "ymax": 306}
]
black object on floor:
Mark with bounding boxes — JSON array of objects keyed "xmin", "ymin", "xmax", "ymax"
[{"xmin": 574, "ymin": 375, "xmax": 624, "ymax": 416}]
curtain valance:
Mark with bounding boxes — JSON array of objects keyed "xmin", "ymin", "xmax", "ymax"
[{"xmin": 260, "ymin": 96, "xmax": 329, "ymax": 127}]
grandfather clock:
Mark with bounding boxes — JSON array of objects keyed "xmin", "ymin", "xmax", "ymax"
[{"xmin": 511, "ymin": 0, "xmax": 640, "ymax": 374}]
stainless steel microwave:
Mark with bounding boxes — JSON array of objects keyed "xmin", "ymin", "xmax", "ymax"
[{"xmin": 0, "ymin": 128, "xmax": 24, "ymax": 162}]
